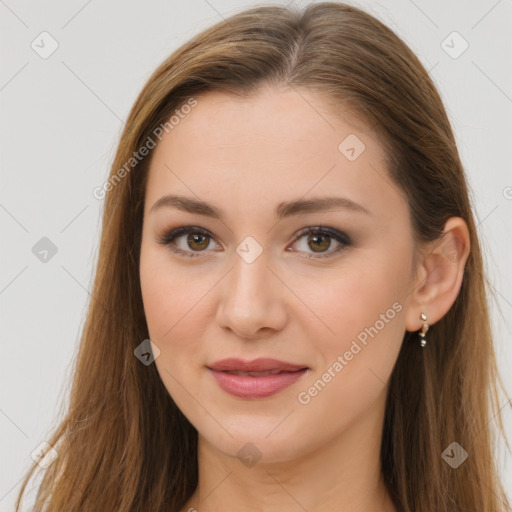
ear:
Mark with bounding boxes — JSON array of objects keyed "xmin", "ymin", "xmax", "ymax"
[{"xmin": 405, "ymin": 217, "xmax": 471, "ymax": 332}]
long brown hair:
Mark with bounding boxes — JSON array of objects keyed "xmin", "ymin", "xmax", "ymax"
[{"xmin": 15, "ymin": 3, "xmax": 511, "ymax": 511}]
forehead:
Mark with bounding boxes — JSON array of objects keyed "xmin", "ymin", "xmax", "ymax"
[
  {"xmin": 144, "ymin": 85, "xmax": 405, "ymax": 225},
  {"xmin": 153, "ymin": 86, "xmax": 374, "ymax": 159}
]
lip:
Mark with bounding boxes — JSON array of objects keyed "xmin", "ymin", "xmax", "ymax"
[
  {"xmin": 208, "ymin": 357, "xmax": 307, "ymax": 372},
  {"xmin": 207, "ymin": 358, "xmax": 309, "ymax": 399}
]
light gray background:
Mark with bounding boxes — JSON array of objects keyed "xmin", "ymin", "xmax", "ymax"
[{"xmin": 1, "ymin": 0, "xmax": 511, "ymax": 510}]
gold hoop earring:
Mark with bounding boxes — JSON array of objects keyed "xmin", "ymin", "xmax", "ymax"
[{"xmin": 418, "ymin": 312, "xmax": 429, "ymax": 347}]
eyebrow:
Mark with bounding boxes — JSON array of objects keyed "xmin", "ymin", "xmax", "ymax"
[{"xmin": 149, "ymin": 194, "xmax": 371, "ymax": 220}]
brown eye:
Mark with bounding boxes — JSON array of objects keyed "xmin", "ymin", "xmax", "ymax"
[
  {"xmin": 291, "ymin": 227, "xmax": 351, "ymax": 259},
  {"xmin": 186, "ymin": 233, "xmax": 210, "ymax": 251},
  {"xmin": 156, "ymin": 226, "xmax": 218, "ymax": 258},
  {"xmin": 307, "ymin": 233, "xmax": 331, "ymax": 253}
]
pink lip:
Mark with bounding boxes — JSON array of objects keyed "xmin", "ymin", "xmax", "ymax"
[{"xmin": 207, "ymin": 358, "xmax": 309, "ymax": 399}]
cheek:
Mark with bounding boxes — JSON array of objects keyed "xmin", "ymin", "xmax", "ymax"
[
  {"xmin": 307, "ymin": 258, "xmax": 407, "ymax": 352},
  {"xmin": 139, "ymin": 243, "xmax": 215, "ymax": 381},
  {"xmin": 304, "ymin": 252, "xmax": 409, "ymax": 392},
  {"xmin": 140, "ymin": 241, "xmax": 203, "ymax": 342},
  {"xmin": 139, "ymin": 248, "xmax": 203, "ymax": 411},
  {"xmin": 140, "ymin": 258, "xmax": 171, "ymax": 340},
  {"xmin": 293, "ymin": 266, "xmax": 407, "ymax": 438}
]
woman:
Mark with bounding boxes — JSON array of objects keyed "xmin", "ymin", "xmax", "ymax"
[{"xmin": 15, "ymin": 2, "xmax": 511, "ymax": 511}]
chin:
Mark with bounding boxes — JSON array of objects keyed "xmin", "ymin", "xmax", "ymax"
[{"xmin": 196, "ymin": 417, "xmax": 314, "ymax": 466}]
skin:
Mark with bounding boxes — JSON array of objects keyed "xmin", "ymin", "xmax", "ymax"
[{"xmin": 139, "ymin": 84, "xmax": 470, "ymax": 512}]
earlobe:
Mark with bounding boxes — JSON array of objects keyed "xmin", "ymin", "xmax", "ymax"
[{"xmin": 405, "ymin": 217, "xmax": 470, "ymax": 333}]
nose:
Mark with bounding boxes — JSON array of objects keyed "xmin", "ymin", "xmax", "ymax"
[{"xmin": 215, "ymin": 250, "xmax": 288, "ymax": 340}]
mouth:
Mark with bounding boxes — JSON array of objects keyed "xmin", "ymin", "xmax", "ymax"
[
  {"xmin": 206, "ymin": 358, "xmax": 309, "ymax": 399},
  {"xmin": 207, "ymin": 357, "xmax": 308, "ymax": 373},
  {"xmin": 221, "ymin": 369, "xmax": 289, "ymax": 377}
]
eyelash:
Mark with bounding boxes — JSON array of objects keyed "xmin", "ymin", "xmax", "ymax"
[{"xmin": 156, "ymin": 225, "xmax": 352, "ymax": 260}]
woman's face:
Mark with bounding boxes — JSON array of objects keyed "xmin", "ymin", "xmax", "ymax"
[{"xmin": 139, "ymin": 85, "xmax": 417, "ymax": 463}]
